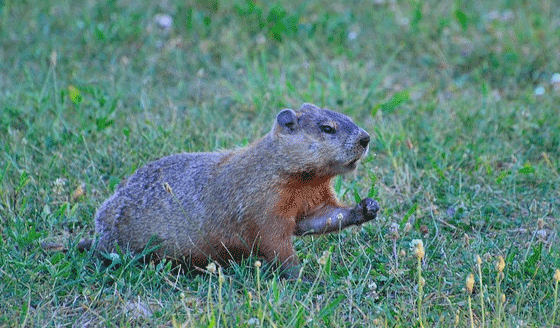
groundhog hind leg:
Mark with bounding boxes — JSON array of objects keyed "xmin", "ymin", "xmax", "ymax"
[
  {"xmin": 257, "ymin": 232, "xmax": 301, "ymax": 279},
  {"xmin": 294, "ymin": 198, "xmax": 379, "ymax": 236}
]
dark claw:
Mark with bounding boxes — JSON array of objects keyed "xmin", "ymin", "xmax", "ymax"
[
  {"xmin": 362, "ymin": 198, "xmax": 379, "ymax": 217},
  {"xmin": 351, "ymin": 197, "xmax": 380, "ymax": 225},
  {"xmin": 360, "ymin": 197, "xmax": 379, "ymax": 222}
]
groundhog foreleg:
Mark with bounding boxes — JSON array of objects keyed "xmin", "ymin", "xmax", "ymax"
[{"xmin": 294, "ymin": 198, "xmax": 379, "ymax": 236}]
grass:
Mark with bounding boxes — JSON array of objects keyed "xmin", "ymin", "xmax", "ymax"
[{"xmin": 1, "ymin": 0, "xmax": 559, "ymax": 326}]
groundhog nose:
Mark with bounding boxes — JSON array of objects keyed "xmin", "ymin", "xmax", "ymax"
[{"xmin": 359, "ymin": 133, "xmax": 370, "ymax": 148}]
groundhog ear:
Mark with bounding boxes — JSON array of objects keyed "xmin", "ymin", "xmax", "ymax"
[
  {"xmin": 300, "ymin": 103, "xmax": 321, "ymax": 111},
  {"xmin": 276, "ymin": 109, "xmax": 297, "ymax": 131}
]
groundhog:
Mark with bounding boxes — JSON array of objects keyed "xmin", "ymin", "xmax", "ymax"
[{"xmin": 80, "ymin": 103, "xmax": 379, "ymax": 278}]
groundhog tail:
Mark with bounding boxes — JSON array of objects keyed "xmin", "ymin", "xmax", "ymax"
[
  {"xmin": 40, "ymin": 241, "xmax": 67, "ymax": 252},
  {"xmin": 41, "ymin": 238, "xmax": 93, "ymax": 253},
  {"xmin": 77, "ymin": 238, "xmax": 94, "ymax": 252}
]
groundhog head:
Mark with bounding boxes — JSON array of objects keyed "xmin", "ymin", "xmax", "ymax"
[{"xmin": 273, "ymin": 103, "xmax": 370, "ymax": 177}]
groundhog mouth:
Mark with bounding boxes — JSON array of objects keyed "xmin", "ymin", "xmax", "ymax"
[{"xmin": 346, "ymin": 158, "xmax": 360, "ymax": 169}]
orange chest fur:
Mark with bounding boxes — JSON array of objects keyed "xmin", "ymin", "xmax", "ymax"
[{"xmin": 273, "ymin": 177, "xmax": 338, "ymax": 222}]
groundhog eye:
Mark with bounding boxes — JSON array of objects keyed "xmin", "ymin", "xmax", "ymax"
[{"xmin": 320, "ymin": 125, "xmax": 336, "ymax": 134}]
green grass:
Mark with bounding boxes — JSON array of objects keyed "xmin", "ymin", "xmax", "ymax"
[{"xmin": 1, "ymin": 0, "xmax": 559, "ymax": 326}]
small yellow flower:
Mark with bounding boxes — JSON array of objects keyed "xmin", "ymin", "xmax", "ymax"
[
  {"xmin": 318, "ymin": 250, "xmax": 330, "ymax": 266},
  {"xmin": 254, "ymin": 260, "xmax": 262, "ymax": 268},
  {"xmin": 496, "ymin": 256, "xmax": 505, "ymax": 273},
  {"xmin": 554, "ymin": 268, "xmax": 560, "ymax": 282},
  {"xmin": 164, "ymin": 182, "xmax": 173, "ymax": 193},
  {"xmin": 206, "ymin": 262, "xmax": 217, "ymax": 274},
  {"xmin": 463, "ymin": 233, "xmax": 470, "ymax": 246},
  {"xmin": 218, "ymin": 267, "xmax": 225, "ymax": 284},
  {"xmin": 476, "ymin": 255, "xmax": 482, "ymax": 265},
  {"xmin": 403, "ymin": 222, "xmax": 412, "ymax": 234},
  {"xmin": 72, "ymin": 183, "xmax": 85, "ymax": 200},
  {"xmin": 501, "ymin": 293, "xmax": 505, "ymax": 304},
  {"xmin": 466, "ymin": 273, "xmax": 474, "ymax": 294},
  {"xmin": 411, "ymin": 239, "xmax": 425, "ymax": 260}
]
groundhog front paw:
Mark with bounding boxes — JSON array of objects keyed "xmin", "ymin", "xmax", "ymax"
[{"xmin": 354, "ymin": 197, "xmax": 379, "ymax": 224}]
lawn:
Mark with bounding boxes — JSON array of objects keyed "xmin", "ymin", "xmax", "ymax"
[{"xmin": 1, "ymin": 0, "xmax": 559, "ymax": 326}]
